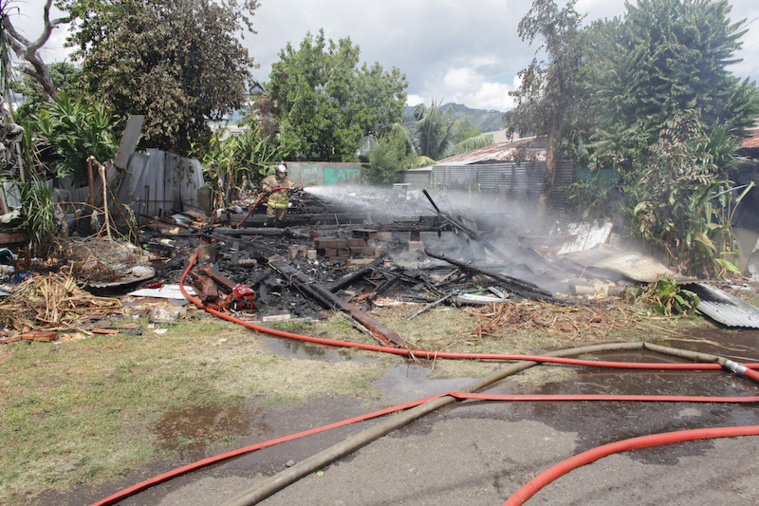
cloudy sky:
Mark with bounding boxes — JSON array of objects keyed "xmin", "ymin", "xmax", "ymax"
[{"xmin": 16, "ymin": 0, "xmax": 759, "ymax": 112}]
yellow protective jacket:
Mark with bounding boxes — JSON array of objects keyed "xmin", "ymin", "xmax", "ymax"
[{"xmin": 261, "ymin": 175, "xmax": 295, "ymax": 208}]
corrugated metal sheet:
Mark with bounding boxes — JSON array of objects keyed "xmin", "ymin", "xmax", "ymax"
[
  {"xmin": 435, "ymin": 137, "xmax": 544, "ymax": 165},
  {"xmin": 119, "ymin": 149, "xmax": 204, "ymax": 221},
  {"xmin": 742, "ymin": 127, "xmax": 759, "ymax": 149},
  {"xmin": 64, "ymin": 149, "xmax": 205, "ymax": 224},
  {"xmin": 682, "ymin": 283, "xmax": 759, "ymax": 329},
  {"xmin": 430, "ymin": 161, "xmax": 549, "ymax": 198},
  {"xmin": 561, "ymin": 244, "xmax": 675, "ymax": 282},
  {"xmin": 404, "ymin": 159, "xmax": 575, "ymax": 210}
]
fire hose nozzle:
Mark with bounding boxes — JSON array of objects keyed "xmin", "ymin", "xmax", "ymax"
[{"xmin": 723, "ymin": 359, "xmax": 749, "ymax": 377}]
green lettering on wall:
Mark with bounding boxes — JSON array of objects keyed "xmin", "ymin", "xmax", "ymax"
[{"xmin": 321, "ymin": 166, "xmax": 361, "ymax": 186}]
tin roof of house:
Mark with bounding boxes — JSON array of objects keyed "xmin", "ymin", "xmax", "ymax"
[
  {"xmin": 435, "ymin": 136, "xmax": 544, "ymax": 165},
  {"xmin": 742, "ymin": 127, "xmax": 759, "ymax": 149}
]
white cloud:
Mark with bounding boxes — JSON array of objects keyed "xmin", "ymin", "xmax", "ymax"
[
  {"xmin": 8, "ymin": 0, "xmax": 759, "ymax": 112},
  {"xmin": 416, "ymin": 67, "xmax": 514, "ymax": 111},
  {"xmin": 406, "ymin": 94, "xmax": 425, "ymax": 107}
]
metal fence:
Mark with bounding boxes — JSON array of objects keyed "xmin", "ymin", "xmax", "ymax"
[{"xmin": 404, "ymin": 160, "xmax": 575, "ymax": 208}]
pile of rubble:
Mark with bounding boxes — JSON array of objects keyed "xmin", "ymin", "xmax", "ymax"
[{"xmin": 4, "ymin": 184, "xmax": 759, "ymax": 345}]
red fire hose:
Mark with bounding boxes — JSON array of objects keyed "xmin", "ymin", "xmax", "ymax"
[
  {"xmin": 504, "ymin": 425, "xmax": 759, "ymax": 505},
  {"xmin": 179, "ymin": 252, "xmax": 759, "ymax": 377},
  {"xmin": 88, "ymin": 253, "xmax": 759, "ymax": 505},
  {"xmin": 91, "ymin": 391, "xmax": 759, "ymax": 506},
  {"xmin": 235, "ymin": 186, "xmax": 294, "ymax": 228}
]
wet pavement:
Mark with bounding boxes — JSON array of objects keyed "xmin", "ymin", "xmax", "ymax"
[{"xmin": 40, "ymin": 328, "xmax": 759, "ymax": 505}]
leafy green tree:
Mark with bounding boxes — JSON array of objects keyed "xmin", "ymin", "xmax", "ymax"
[
  {"xmin": 412, "ymin": 100, "xmax": 468, "ymax": 160},
  {"xmin": 507, "ymin": 0, "xmax": 587, "ymax": 204},
  {"xmin": 200, "ymin": 121, "xmax": 284, "ymax": 203},
  {"xmin": 585, "ymin": 0, "xmax": 759, "ymax": 160},
  {"xmin": 268, "ymin": 29, "xmax": 407, "ymax": 161},
  {"xmin": 622, "ymin": 109, "xmax": 745, "ymax": 277},
  {"xmin": 33, "ymin": 91, "xmax": 118, "ymax": 184},
  {"xmin": 64, "ymin": 0, "xmax": 259, "ymax": 154},
  {"xmin": 367, "ymin": 130, "xmax": 415, "ymax": 184},
  {"xmin": 11, "ymin": 62, "xmax": 80, "ymax": 123}
]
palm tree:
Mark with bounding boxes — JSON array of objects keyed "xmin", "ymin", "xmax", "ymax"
[
  {"xmin": 377, "ymin": 101, "xmax": 496, "ymax": 170},
  {"xmin": 413, "ymin": 100, "xmax": 463, "ymax": 160}
]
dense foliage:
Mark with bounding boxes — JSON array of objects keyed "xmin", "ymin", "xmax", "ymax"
[
  {"xmin": 11, "ymin": 62, "xmax": 80, "ymax": 123},
  {"xmin": 32, "ymin": 91, "xmax": 118, "ymax": 185},
  {"xmin": 366, "ymin": 130, "xmax": 416, "ymax": 184},
  {"xmin": 622, "ymin": 110, "xmax": 746, "ymax": 276},
  {"xmin": 585, "ymin": 0, "xmax": 759, "ymax": 161},
  {"xmin": 513, "ymin": 0, "xmax": 759, "ymax": 277},
  {"xmin": 268, "ymin": 29, "xmax": 407, "ymax": 161},
  {"xmin": 64, "ymin": 0, "xmax": 259, "ymax": 155},
  {"xmin": 198, "ymin": 121, "xmax": 284, "ymax": 206}
]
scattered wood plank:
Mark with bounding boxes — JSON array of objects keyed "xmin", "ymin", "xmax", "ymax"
[{"xmin": 269, "ymin": 258, "xmax": 409, "ymax": 349}]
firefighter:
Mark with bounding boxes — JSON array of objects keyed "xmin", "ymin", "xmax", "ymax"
[{"xmin": 260, "ymin": 163, "xmax": 297, "ymax": 226}]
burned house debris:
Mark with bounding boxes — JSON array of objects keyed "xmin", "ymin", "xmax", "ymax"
[
  {"xmin": 4, "ymin": 160, "xmax": 759, "ymax": 344},
  {"xmin": 3, "ymin": 116, "xmax": 759, "ymax": 344}
]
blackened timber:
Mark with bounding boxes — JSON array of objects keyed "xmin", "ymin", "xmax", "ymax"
[
  {"xmin": 370, "ymin": 274, "xmax": 400, "ymax": 299},
  {"xmin": 327, "ymin": 257, "xmax": 384, "ymax": 293},
  {"xmin": 269, "ymin": 259, "xmax": 408, "ymax": 348},
  {"xmin": 425, "ymin": 248, "xmax": 562, "ymax": 303},
  {"xmin": 214, "ymin": 227, "xmax": 294, "ymax": 237},
  {"xmin": 422, "ymin": 189, "xmax": 507, "ymax": 262}
]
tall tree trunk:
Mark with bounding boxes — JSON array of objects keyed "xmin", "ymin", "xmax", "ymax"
[
  {"xmin": 2, "ymin": 0, "xmax": 73, "ymax": 101},
  {"xmin": 538, "ymin": 116, "xmax": 560, "ymax": 218}
]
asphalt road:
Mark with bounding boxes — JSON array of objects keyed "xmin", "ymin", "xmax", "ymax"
[{"xmin": 48, "ymin": 333, "xmax": 759, "ymax": 506}]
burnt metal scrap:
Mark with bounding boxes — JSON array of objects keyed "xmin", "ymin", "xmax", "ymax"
[
  {"xmin": 681, "ymin": 283, "xmax": 759, "ymax": 329},
  {"xmin": 424, "ymin": 248, "xmax": 562, "ymax": 303}
]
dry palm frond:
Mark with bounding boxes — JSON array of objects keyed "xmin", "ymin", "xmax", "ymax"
[
  {"xmin": 0, "ymin": 269, "xmax": 122, "ymax": 332},
  {"xmin": 466, "ymin": 300, "xmax": 642, "ymax": 341}
]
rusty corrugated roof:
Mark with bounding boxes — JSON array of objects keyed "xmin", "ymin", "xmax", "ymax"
[
  {"xmin": 742, "ymin": 127, "xmax": 759, "ymax": 149},
  {"xmin": 561, "ymin": 244, "xmax": 676, "ymax": 282},
  {"xmin": 435, "ymin": 137, "xmax": 545, "ymax": 165}
]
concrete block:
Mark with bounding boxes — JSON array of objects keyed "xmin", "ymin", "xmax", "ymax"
[
  {"xmin": 348, "ymin": 238, "xmax": 368, "ymax": 247},
  {"xmin": 353, "ymin": 229, "xmax": 378, "ymax": 239},
  {"xmin": 408, "ymin": 241, "xmax": 425, "ymax": 252}
]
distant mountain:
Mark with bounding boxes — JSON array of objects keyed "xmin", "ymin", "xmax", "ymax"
[{"xmin": 403, "ymin": 103, "xmax": 506, "ymax": 134}]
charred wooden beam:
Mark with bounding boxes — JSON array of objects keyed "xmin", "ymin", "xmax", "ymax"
[
  {"xmin": 326, "ymin": 257, "xmax": 384, "ymax": 293},
  {"xmin": 425, "ymin": 248, "xmax": 563, "ymax": 303},
  {"xmin": 422, "ymin": 189, "xmax": 507, "ymax": 262},
  {"xmin": 188, "ymin": 271, "xmax": 218, "ymax": 302},
  {"xmin": 199, "ymin": 266, "xmax": 237, "ymax": 291},
  {"xmin": 214, "ymin": 227, "xmax": 294, "ymax": 237},
  {"xmin": 269, "ymin": 259, "xmax": 408, "ymax": 348},
  {"xmin": 369, "ymin": 273, "xmax": 400, "ymax": 299}
]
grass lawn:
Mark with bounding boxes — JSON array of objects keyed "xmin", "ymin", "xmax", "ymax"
[{"xmin": 0, "ymin": 297, "xmax": 708, "ymax": 503}]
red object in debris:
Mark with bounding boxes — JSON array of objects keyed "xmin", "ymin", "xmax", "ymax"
[{"xmin": 233, "ymin": 283, "xmax": 256, "ymax": 300}]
